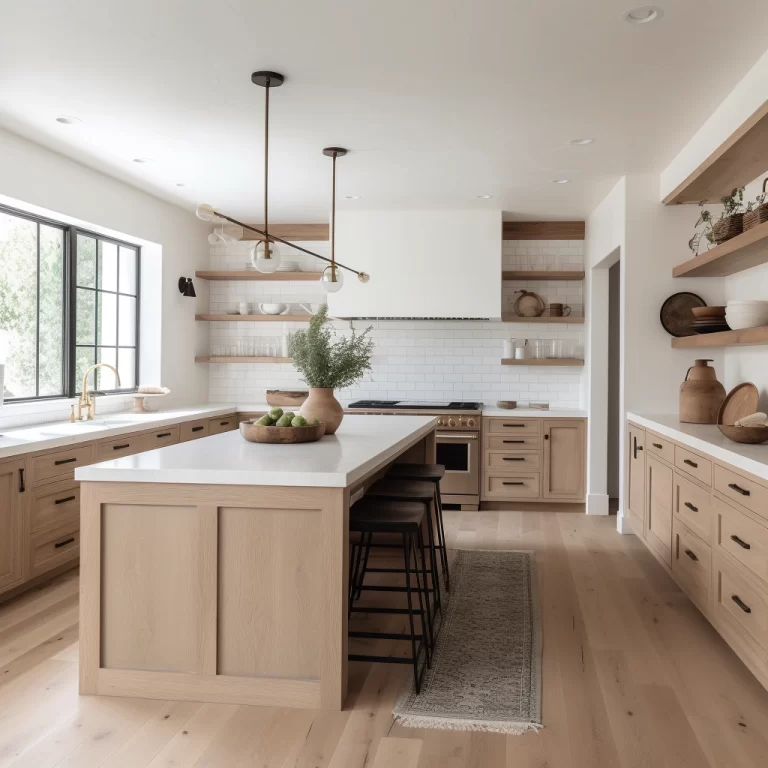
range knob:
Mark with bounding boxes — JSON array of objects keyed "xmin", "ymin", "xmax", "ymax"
[
  {"xmin": 448, "ymin": 418, "xmax": 457, "ymax": 428},
  {"xmin": 436, "ymin": 418, "xmax": 444, "ymax": 427},
  {"xmin": 467, "ymin": 418, "xmax": 476, "ymax": 428}
]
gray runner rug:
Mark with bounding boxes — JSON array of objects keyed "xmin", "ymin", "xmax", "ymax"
[{"xmin": 393, "ymin": 549, "xmax": 542, "ymax": 734}]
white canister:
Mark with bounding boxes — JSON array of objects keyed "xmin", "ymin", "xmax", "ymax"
[
  {"xmin": 502, "ymin": 339, "xmax": 515, "ymax": 359},
  {"xmin": 515, "ymin": 339, "xmax": 526, "ymax": 360},
  {"xmin": 239, "ymin": 302, "xmax": 249, "ymax": 315}
]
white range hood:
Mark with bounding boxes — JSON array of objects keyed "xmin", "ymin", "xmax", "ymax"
[{"xmin": 326, "ymin": 209, "xmax": 502, "ymax": 319}]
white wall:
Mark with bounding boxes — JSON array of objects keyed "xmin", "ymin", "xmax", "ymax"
[{"xmin": 0, "ymin": 127, "xmax": 210, "ymax": 425}]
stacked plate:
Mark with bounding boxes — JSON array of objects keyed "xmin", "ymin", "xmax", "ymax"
[
  {"xmin": 691, "ymin": 305, "xmax": 728, "ymax": 334},
  {"xmin": 725, "ymin": 300, "xmax": 768, "ymax": 330}
]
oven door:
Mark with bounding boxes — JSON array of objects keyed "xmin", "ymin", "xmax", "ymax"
[{"xmin": 436, "ymin": 432, "xmax": 479, "ymax": 497}]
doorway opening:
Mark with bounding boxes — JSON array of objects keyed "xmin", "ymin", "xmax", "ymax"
[{"xmin": 607, "ymin": 260, "xmax": 621, "ymax": 514}]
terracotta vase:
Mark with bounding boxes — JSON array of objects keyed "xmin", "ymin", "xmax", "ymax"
[{"xmin": 300, "ymin": 387, "xmax": 344, "ymax": 435}]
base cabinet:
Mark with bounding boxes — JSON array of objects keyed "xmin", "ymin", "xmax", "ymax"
[
  {"xmin": 0, "ymin": 460, "xmax": 25, "ymax": 592},
  {"xmin": 645, "ymin": 455, "xmax": 673, "ymax": 565},
  {"xmin": 627, "ymin": 425, "xmax": 645, "ymax": 530},
  {"xmin": 543, "ymin": 420, "xmax": 586, "ymax": 500}
]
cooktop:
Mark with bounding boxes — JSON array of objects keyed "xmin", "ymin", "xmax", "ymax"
[{"xmin": 348, "ymin": 400, "xmax": 482, "ymax": 411}]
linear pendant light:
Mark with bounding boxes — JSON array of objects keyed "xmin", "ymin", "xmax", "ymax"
[{"xmin": 196, "ymin": 71, "xmax": 369, "ymax": 291}]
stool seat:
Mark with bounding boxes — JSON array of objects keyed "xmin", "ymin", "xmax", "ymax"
[
  {"xmin": 389, "ymin": 463, "xmax": 446, "ymax": 482},
  {"xmin": 367, "ymin": 478, "xmax": 435, "ymax": 503},
  {"xmin": 350, "ymin": 500, "xmax": 425, "ymax": 533}
]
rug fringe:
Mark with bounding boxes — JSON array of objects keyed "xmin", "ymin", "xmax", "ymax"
[{"xmin": 393, "ymin": 713, "xmax": 543, "ymax": 735}]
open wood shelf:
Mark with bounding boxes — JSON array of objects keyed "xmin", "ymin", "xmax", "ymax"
[
  {"xmin": 501, "ymin": 358, "xmax": 584, "ymax": 367},
  {"xmin": 502, "ymin": 270, "xmax": 585, "ymax": 281},
  {"xmin": 663, "ymin": 101, "xmax": 768, "ymax": 205},
  {"xmin": 195, "ymin": 314, "xmax": 310, "ymax": 322},
  {"xmin": 501, "ymin": 314, "xmax": 584, "ymax": 324},
  {"xmin": 671, "ymin": 326, "xmax": 768, "ymax": 349},
  {"xmin": 673, "ymin": 220, "xmax": 768, "ymax": 277},
  {"xmin": 195, "ymin": 271, "xmax": 320, "ymax": 281},
  {"xmin": 195, "ymin": 356, "xmax": 293, "ymax": 364}
]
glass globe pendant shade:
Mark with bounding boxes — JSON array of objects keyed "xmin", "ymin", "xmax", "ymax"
[
  {"xmin": 195, "ymin": 203, "xmax": 217, "ymax": 222},
  {"xmin": 357, "ymin": 272, "xmax": 370, "ymax": 283},
  {"xmin": 321, "ymin": 263, "xmax": 344, "ymax": 293},
  {"xmin": 251, "ymin": 239, "xmax": 282, "ymax": 273}
]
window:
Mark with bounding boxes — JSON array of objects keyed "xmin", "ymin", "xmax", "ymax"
[{"xmin": 0, "ymin": 205, "xmax": 140, "ymax": 401}]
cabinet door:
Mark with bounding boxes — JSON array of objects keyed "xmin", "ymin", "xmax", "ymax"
[
  {"xmin": 627, "ymin": 425, "xmax": 646, "ymax": 525},
  {"xmin": 646, "ymin": 454, "xmax": 673, "ymax": 565},
  {"xmin": 543, "ymin": 420, "xmax": 585, "ymax": 500},
  {"xmin": 0, "ymin": 460, "xmax": 25, "ymax": 592}
]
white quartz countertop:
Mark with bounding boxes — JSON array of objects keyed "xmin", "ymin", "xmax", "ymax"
[
  {"xmin": 76, "ymin": 415, "xmax": 438, "ymax": 487},
  {"xmin": 481, "ymin": 408, "xmax": 587, "ymax": 418},
  {"xmin": 0, "ymin": 405, "xmax": 236, "ymax": 460},
  {"xmin": 627, "ymin": 412, "xmax": 768, "ymax": 481}
]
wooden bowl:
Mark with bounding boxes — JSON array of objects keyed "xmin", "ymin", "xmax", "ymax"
[
  {"xmin": 239, "ymin": 420, "xmax": 325, "ymax": 444},
  {"xmin": 717, "ymin": 424, "xmax": 768, "ymax": 444},
  {"xmin": 691, "ymin": 306, "xmax": 726, "ymax": 318},
  {"xmin": 266, "ymin": 390, "xmax": 309, "ymax": 408},
  {"xmin": 496, "ymin": 400, "xmax": 517, "ymax": 409}
]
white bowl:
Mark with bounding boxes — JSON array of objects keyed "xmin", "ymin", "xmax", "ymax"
[
  {"xmin": 725, "ymin": 309, "xmax": 768, "ymax": 329},
  {"xmin": 727, "ymin": 300, "xmax": 768, "ymax": 306},
  {"xmin": 258, "ymin": 303, "xmax": 288, "ymax": 315}
]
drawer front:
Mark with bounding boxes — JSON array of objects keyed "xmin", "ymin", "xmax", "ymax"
[
  {"xmin": 485, "ymin": 418, "xmax": 541, "ymax": 436},
  {"xmin": 714, "ymin": 497, "xmax": 768, "ymax": 588},
  {"xmin": 713, "ymin": 555, "xmax": 768, "ymax": 661},
  {"xmin": 674, "ymin": 446, "xmax": 712, "ymax": 486},
  {"xmin": 95, "ymin": 435, "xmax": 144, "ymax": 462},
  {"xmin": 646, "ymin": 431, "xmax": 675, "ymax": 464},
  {"xmin": 714, "ymin": 464, "xmax": 768, "ymax": 522},
  {"xmin": 29, "ymin": 522, "xmax": 80, "ymax": 578},
  {"xmin": 674, "ymin": 472, "xmax": 712, "ymax": 543},
  {"xmin": 143, "ymin": 425, "xmax": 180, "ymax": 451},
  {"xmin": 672, "ymin": 518, "xmax": 711, "ymax": 611},
  {"xmin": 484, "ymin": 473, "xmax": 540, "ymax": 499},
  {"xmin": 485, "ymin": 451, "xmax": 541, "ymax": 472},
  {"xmin": 485, "ymin": 434, "xmax": 540, "ymax": 451},
  {"xmin": 30, "ymin": 481, "xmax": 80, "ymax": 535},
  {"xmin": 209, "ymin": 415, "xmax": 237, "ymax": 435},
  {"xmin": 180, "ymin": 419, "xmax": 210, "ymax": 442},
  {"xmin": 30, "ymin": 445, "xmax": 93, "ymax": 486}
]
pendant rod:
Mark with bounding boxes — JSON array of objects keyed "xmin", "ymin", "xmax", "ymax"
[
  {"xmin": 330, "ymin": 152, "xmax": 337, "ymax": 281},
  {"xmin": 264, "ymin": 76, "xmax": 270, "ymax": 242}
]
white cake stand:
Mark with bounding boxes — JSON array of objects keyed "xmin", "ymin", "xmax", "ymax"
[{"xmin": 131, "ymin": 390, "xmax": 170, "ymax": 413}]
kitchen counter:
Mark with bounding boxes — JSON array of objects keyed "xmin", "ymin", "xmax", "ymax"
[
  {"xmin": 481, "ymin": 407, "xmax": 587, "ymax": 418},
  {"xmin": 627, "ymin": 412, "xmax": 768, "ymax": 481},
  {"xmin": 76, "ymin": 415, "xmax": 437, "ymax": 487}
]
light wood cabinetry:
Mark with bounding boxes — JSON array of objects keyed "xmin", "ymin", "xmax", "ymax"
[
  {"xmin": 180, "ymin": 419, "xmax": 210, "ymax": 442},
  {"xmin": 209, "ymin": 415, "xmax": 238, "ymax": 435},
  {"xmin": 626, "ymin": 424, "xmax": 645, "ymax": 532},
  {"xmin": 627, "ymin": 419, "xmax": 768, "ymax": 690},
  {"xmin": 481, "ymin": 417, "xmax": 586, "ymax": 503},
  {"xmin": 0, "ymin": 460, "xmax": 25, "ymax": 592}
]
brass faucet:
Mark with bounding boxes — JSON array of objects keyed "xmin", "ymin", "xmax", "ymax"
[{"xmin": 75, "ymin": 363, "xmax": 121, "ymax": 420}]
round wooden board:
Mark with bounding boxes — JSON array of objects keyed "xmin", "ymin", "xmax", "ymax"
[
  {"xmin": 660, "ymin": 292, "xmax": 706, "ymax": 337},
  {"xmin": 717, "ymin": 382, "xmax": 759, "ymax": 426}
]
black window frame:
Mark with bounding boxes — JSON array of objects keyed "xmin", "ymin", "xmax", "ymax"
[{"xmin": 0, "ymin": 203, "xmax": 141, "ymax": 403}]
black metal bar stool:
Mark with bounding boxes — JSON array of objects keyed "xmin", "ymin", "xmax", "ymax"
[
  {"xmin": 348, "ymin": 499, "xmax": 431, "ymax": 693},
  {"xmin": 387, "ymin": 463, "xmax": 450, "ymax": 591}
]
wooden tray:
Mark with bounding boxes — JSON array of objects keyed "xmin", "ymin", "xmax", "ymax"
[
  {"xmin": 717, "ymin": 382, "xmax": 759, "ymax": 425},
  {"xmin": 239, "ymin": 420, "xmax": 325, "ymax": 444},
  {"xmin": 660, "ymin": 292, "xmax": 705, "ymax": 337},
  {"xmin": 266, "ymin": 390, "xmax": 309, "ymax": 407},
  {"xmin": 718, "ymin": 424, "xmax": 768, "ymax": 444}
]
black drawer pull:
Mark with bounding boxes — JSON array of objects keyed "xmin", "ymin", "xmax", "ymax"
[
  {"xmin": 19, "ymin": 468, "xmax": 25, "ymax": 493},
  {"xmin": 55, "ymin": 495, "xmax": 76, "ymax": 505},
  {"xmin": 684, "ymin": 549, "xmax": 698, "ymax": 562},
  {"xmin": 731, "ymin": 595, "xmax": 752, "ymax": 614},
  {"xmin": 156, "ymin": 432, "xmax": 171, "ymax": 439},
  {"xmin": 652, "ymin": 442, "xmax": 663, "ymax": 449},
  {"xmin": 502, "ymin": 424, "xmax": 525, "ymax": 428},
  {"xmin": 113, "ymin": 443, "xmax": 130, "ymax": 451},
  {"xmin": 684, "ymin": 501, "xmax": 698, "ymax": 513},
  {"xmin": 503, "ymin": 457, "xmax": 525, "ymax": 462},
  {"xmin": 192, "ymin": 426, "xmax": 204, "ymax": 432},
  {"xmin": 219, "ymin": 421, "xmax": 230, "ymax": 426},
  {"xmin": 730, "ymin": 535, "xmax": 751, "ymax": 550},
  {"xmin": 54, "ymin": 537, "xmax": 76, "ymax": 549},
  {"xmin": 683, "ymin": 459, "xmax": 698, "ymax": 468},
  {"xmin": 728, "ymin": 483, "xmax": 750, "ymax": 497},
  {"xmin": 502, "ymin": 481, "xmax": 525, "ymax": 486},
  {"xmin": 502, "ymin": 440, "xmax": 525, "ymax": 444},
  {"xmin": 54, "ymin": 457, "xmax": 77, "ymax": 466}
]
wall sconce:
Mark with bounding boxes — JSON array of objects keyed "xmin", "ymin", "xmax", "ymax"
[{"xmin": 178, "ymin": 277, "xmax": 196, "ymax": 298}]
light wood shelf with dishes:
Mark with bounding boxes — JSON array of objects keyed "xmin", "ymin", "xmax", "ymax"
[
  {"xmin": 195, "ymin": 356, "xmax": 293, "ymax": 364},
  {"xmin": 195, "ymin": 270, "xmax": 320, "ymax": 282},
  {"xmin": 672, "ymin": 220, "xmax": 768, "ymax": 278},
  {"xmin": 501, "ymin": 358, "xmax": 584, "ymax": 367},
  {"xmin": 195, "ymin": 314, "xmax": 311, "ymax": 323},
  {"xmin": 672, "ymin": 326, "xmax": 768, "ymax": 349},
  {"xmin": 501, "ymin": 314, "xmax": 584, "ymax": 324},
  {"xmin": 502, "ymin": 270, "xmax": 585, "ymax": 281}
]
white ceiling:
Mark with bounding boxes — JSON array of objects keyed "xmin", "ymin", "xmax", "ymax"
[{"xmin": 1, "ymin": 1, "xmax": 767, "ymax": 223}]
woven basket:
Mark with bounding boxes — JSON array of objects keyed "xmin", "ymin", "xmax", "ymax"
[
  {"xmin": 713, "ymin": 213, "xmax": 744, "ymax": 244},
  {"xmin": 744, "ymin": 178, "xmax": 768, "ymax": 231}
]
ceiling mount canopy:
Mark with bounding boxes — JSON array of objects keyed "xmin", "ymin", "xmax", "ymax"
[{"xmin": 196, "ymin": 71, "xmax": 369, "ymax": 291}]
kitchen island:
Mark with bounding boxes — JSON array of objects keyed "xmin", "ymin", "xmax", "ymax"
[{"xmin": 75, "ymin": 415, "xmax": 437, "ymax": 710}]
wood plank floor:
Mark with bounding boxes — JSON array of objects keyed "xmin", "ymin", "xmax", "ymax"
[{"xmin": 2, "ymin": 511, "xmax": 768, "ymax": 767}]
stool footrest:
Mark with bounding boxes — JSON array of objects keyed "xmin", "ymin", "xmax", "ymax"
[
  {"xmin": 349, "ymin": 654, "xmax": 417, "ymax": 665},
  {"xmin": 349, "ymin": 606, "xmax": 414, "ymax": 615},
  {"xmin": 349, "ymin": 631, "xmax": 423, "ymax": 641}
]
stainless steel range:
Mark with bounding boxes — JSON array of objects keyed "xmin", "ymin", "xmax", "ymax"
[{"xmin": 347, "ymin": 401, "xmax": 481, "ymax": 509}]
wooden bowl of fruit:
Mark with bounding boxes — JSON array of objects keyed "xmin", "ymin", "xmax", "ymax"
[{"xmin": 240, "ymin": 408, "xmax": 325, "ymax": 444}]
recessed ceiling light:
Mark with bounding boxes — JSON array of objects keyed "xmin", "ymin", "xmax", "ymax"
[
  {"xmin": 476, "ymin": 195, "xmax": 493, "ymax": 199},
  {"xmin": 622, "ymin": 6, "xmax": 663, "ymax": 24},
  {"xmin": 345, "ymin": 195, "xmax": 361, "ymax": 200},
  {"xmin": 176, "ymin": 183, "xmax": 185, "ymax": 187},
  {"xmin": 132, "ymin": 157, "xmax": 152, "ymax": 164},
  {"xmin": 551, "ymin": 178, "xmax": 570, "ymax": 184},
  {"xmin": 55, "ymin": 116, "xmax": 81, "ymax": 125},
  {"xmin": 568, "ymin": 138, "xmax": 594, "ymax": 145}
]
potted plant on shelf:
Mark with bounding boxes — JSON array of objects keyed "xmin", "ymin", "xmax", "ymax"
[
  {"xmin": 688, "ymin": 187, "xmax": 745, "ymax": 255},
  {"xmin": 290, "ymin": 305, "xmax": 374, "ymax": 434},
  {"xmin": 744, "ymin": 178, "xmax": 768, "ymax": 232}
]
